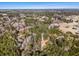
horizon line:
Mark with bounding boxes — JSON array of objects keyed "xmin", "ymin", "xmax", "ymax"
[{"xmin": 0, "ymin": 8, "xmax": 79, "ymax": 9}]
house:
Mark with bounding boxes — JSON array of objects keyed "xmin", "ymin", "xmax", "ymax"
[
  {"xmin": 39, "ymin": 16, "xmax": 49, "ymax": 22},
  {"xmin": 20, "ymin": 14, "xmax": 26, "ymax": 18},
  {"xmin": 48, "ymin": 23, "xmax": 59, "ymax": 29}
]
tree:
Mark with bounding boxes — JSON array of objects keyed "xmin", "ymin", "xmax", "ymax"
[{"xmin": 0, "ymin": 32, "xmax": 19, "ymax": 56}]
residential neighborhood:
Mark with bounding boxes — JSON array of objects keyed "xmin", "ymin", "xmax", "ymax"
[{"xmin": 0, "ymin": 9, "xmax": 79, "ymax": 56}]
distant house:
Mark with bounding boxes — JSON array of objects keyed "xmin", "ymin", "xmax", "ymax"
[
  {"xmin": 39, "ymin": 16, "xmax": 48, "ymax": 22},
  {"xmin": 2, "ymin": 13, "xmax": 7, "ymax": 16},
  {"xmin": 75, "ymin": 29, "xmax": 79, "ymax": 34},
  {"xmin": 53, "ymin": 14, "xmax": 62, "ymax": 20},
  {"xmin": 48, "ymin": 23, "xmax": 59, "ymax": 29},
  {"xmin": 66, "ymin": 17, "xmax": 73, "ymax": 23},
  {"xmin": 20, "ymin": 14, "xmax": 26, "ymax": 18}
]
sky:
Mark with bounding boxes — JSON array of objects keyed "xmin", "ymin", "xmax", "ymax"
[{"xmin": 0, "ymin": 2, "xmax": 79, "ymax": 9}]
